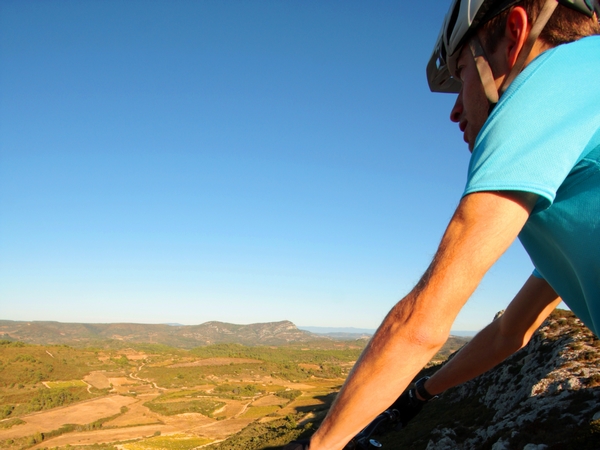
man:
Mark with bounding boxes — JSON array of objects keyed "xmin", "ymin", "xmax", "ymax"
[{"xmin": 285, "ymin": 1, "xmax": 600, "ymax": 449}]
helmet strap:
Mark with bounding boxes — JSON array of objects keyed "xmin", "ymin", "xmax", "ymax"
[
  {"xmin": 498, "ymin": 0, "xmax": 558, "ymax": 96},
  {"xmin": 469, "ymin": 37, "xmax": 500, "ymax": 105},
  {"xmin": 468, "ymin": 0, "xmax": 559, "ymax": 108}
]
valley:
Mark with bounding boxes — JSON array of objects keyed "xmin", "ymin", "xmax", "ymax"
[
  {"xmin": 0, "ymin": 340, "xmax": 371, "ymax": 449},
  {"xmin": 12, "ymin": 314, "xmax": 597, "ymax": 450}
]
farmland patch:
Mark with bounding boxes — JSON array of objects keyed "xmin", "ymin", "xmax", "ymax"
[
  {"xmin": 144, "ymin": 397, "xmax": 225, "ymax": 417},
  {"xmin": 168, "ymin": 357, "xmax": 262, "ymax": 368},
  {"xmin": 104, "ymin": 395, "xmax": 162, "ymax": 427},
  {"xmin": 0, "ymin": 395, "xmax": 137, "ymax": 440},
  {"xmin": 242, "ymin": 405, "xmax": 281, "ymax": 418},
  {"xmin": 121, "ymin": 433, "xmax": 213, "ymax": 450},
  {"xmin": 43, "ymin": 380, "xmax": 88, "ymax": 389},
  {"xmin": 252, "ymin": 394, "xmax": 288, "ymax": 407},
  {"xmin": 84, "ymin": 371, "xmax": 113, "ymax": 389}
]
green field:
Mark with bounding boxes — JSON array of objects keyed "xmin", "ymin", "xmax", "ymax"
[
  {"xmin": 242, "ymin": 405, "xmax": 282, "ymax": 418},
  {"xmin": 44, "ymin": 380, "xmax": 88, "ymax": 389},
  {"xmin": 144, "ymin": 397, "xmax": 225, "ymax": 417},
  {"xmin": 122, "ymin": 433, "xmax": 214, "ymax": 450}
]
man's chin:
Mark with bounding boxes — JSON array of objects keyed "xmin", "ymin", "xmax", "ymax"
[
  {"xmin": 465, "ymin": 138, "xmax": 474, "ymax": 153},
  {"xmin": 463, "ymin": 133, "xmax": 474, "ymax": 152}
]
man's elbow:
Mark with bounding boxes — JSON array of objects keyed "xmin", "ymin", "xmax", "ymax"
[
  {"xmin": 382, "ymin": 299, "xmax": 452, "ymax": 352},
  {"xmin": 405, "ymin": 324, "xmax": 450, "ymax": 353},
  {"xmin": 496, "ymin": 322, "xmax": 532, "ymax": 355}
]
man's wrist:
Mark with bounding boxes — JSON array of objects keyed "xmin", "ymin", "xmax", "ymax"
[{"xmin": 415, "ymin": 376, "xmax": 438, "ymax": 401}]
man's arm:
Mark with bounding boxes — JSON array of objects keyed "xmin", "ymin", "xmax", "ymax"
[
  {"xmin": 423, "ymin": 275, "xmax": 561, "ymax": 396},
  {"xmin": 309, "ymin": 191, "xmax": 537, "ymax": 450}
]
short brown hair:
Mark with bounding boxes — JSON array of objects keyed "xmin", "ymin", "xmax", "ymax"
[{"xmin": 481, "ymin": 0, "xmax": 600, "ymax": 53}]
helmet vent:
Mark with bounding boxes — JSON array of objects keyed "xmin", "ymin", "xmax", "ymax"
[{"xmin": 446, "ymin": 0, "xmax": 462, "ymax": 47}]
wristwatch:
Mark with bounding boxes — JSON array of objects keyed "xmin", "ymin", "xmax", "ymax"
[{"xmin": 415, "ymin": 376, "xmax": 439, "ymax": 401}]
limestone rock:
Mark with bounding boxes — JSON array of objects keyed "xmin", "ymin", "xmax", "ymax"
[{"xmin": 420, "ymin": 310, "xmax": 600, "ymax": 449}]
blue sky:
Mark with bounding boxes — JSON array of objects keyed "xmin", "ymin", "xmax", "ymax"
[{"xmin": 0, "ymin": 0, "xmax": 538, "ymax": 331}]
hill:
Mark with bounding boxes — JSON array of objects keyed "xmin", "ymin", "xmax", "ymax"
[
  {"xmin": 298, "ymin": 326, "xmax": 376, "ymax": 340},
  {"xmin": 0, "ymin": 320, "xmax": 324, "ymax": 348},
  {"xmin": 0, "ymin": 319, "xmax": 470, "ymax": 354}
]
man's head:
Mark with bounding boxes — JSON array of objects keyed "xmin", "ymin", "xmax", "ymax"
[
  {"xmin": 427, "ymin": 0, "xmax": 599, "ymax": 94},
  {"xmin": 450, "ymin": 5, "xmax": 538, "ymax": 150},
  {"xmin": 480, "ymin": 0, "xmax": 600, "ymax": 54},
  {"xmin": 427, "ymin": 0, "xmax": 600, "ymax": 150}
]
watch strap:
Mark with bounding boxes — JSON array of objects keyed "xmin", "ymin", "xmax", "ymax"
[{"xmin": 415, "ymin": 376, "xmax": 438, "ymax": 401}]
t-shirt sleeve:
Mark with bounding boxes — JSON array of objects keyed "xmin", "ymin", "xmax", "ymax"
[{"xmin": 463, "ymin": 40, "xmax": 600, "ymax": 211}]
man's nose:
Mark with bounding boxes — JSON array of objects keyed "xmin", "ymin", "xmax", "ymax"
[{"xmin": 450, "ymin": 91, "xmax": 463, "ymax": 123}]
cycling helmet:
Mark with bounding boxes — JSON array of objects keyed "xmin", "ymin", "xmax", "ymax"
[{"xmin": 427, "ymin": 0, "xmax": 599, "ymax": 95}]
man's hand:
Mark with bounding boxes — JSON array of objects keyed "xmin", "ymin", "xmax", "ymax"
[{"xmin": 283, "ymin": 439, "xmax": 310, "ymax": 450}]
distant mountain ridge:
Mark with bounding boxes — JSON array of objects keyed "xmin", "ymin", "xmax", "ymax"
[
  {"xmin": 0, "ymin": 320, "xmax": 472, "ymax": 354},
  {"xmin": 299, "ymin": 326, "xmax": 376, "ymax": 334},
  {"xmin": 0, "ymin": 319, "xmax": 325, "ymax": 348},
  {"xmin": 299, "ymin": 326, "xmax": 375, "ymax": 340},
  {"xmin": 299, "ymin": 326, "xmax": 478, "ymax": 339}
]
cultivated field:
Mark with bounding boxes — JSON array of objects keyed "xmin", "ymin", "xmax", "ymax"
[{"xmin": 0, "ymin": 341, "xmax": 369, "ymax": 449}]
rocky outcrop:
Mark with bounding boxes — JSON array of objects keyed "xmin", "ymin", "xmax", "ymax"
[{"xmin": 423, "ymin": 310, "xmax": 600, "ymax": 449}]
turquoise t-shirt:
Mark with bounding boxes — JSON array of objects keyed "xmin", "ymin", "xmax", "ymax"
[{"xmin": 464, "ymin": 36, "xmax": 600, "ymax": 336}]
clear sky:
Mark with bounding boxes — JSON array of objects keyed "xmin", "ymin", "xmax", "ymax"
[{"xmin": 0, "ymin": 0, "xmax": 539, "ymax": 332}]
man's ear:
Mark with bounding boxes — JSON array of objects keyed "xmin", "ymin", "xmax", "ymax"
[{"xmin": 504, "ymin": 7, "xmax": 530, "ymax": 68}]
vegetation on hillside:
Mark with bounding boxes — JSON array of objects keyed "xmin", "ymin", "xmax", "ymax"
[
  {"xmin": 204, "ymin": 414, "xmax": 314, "ymax": 450},
  {"xmin": 0, "ymin": 330, "xmax": 473, "ymax": 450},
  {"xmin": 144, "ymin": 396, "xmax": 225, "ymax": 417},
  {"xmin": 0, "ymin": 341, "xmax": 108, "ymax": 385},
  {"xmin": 0, "ymin": 341, "xmax": 119, "ymax": 422},
  {"xmin": 0, "ymin": 320, "xmax": 328, "ymax": 348}
]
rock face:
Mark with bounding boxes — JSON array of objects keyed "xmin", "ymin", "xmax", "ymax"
[{"xmin": 379, "ymin": 309, "xmax": 600, "ymax": 449}]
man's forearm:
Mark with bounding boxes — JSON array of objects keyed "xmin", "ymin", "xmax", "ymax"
[
  {"xmin": 310, "ymin": 258, "xmax": 484, "ymax": 450},
  {"xmin": 424, "ymin": 275, "xmax": 561, "ymax": 396},
  {"xmin": 309, "ymin": 192, "xmax": 535, "ymax": 450},
  {"xmin": 423, "ymin": 317, "xmax": 517, "ymax": 396},
  {"xmin": 309, "ymin": 293, "xmax": 449, "ymax": 450}
]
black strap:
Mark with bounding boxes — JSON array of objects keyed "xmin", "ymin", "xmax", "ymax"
[
  {"xmin": 498, "ymin": 0, "xmax": 558, "ymax": 96},
  {"xmin": 415, "ymin": 376, "xmax": 438, "ymax": 401}
]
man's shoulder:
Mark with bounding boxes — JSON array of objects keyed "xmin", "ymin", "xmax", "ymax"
[
  {"xmin": 467, "ymin": 38, "xmax": 600, "ymax": 207},
  {"xmin": 543, "ymin": 35, "xmax": 600, "ymax": 71},
  {"xmin": 562, "ymin": 34, "xmax": 600, "ymax": 50},
  {"xmin": 496, "ymin": 35, "xmax": 600, "ymax": 108},
  {"xmin": 550, "ymin": 35, "xmax": 600, "ymax": 64}
]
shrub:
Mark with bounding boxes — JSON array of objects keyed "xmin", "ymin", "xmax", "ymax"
[
  {"xmin": 1, "ymin": 405, "xmax": 14, "ymax": 419},
  {"xmin": 276, "ymin": 389, "xmax": 302, "ymax": 401}
]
